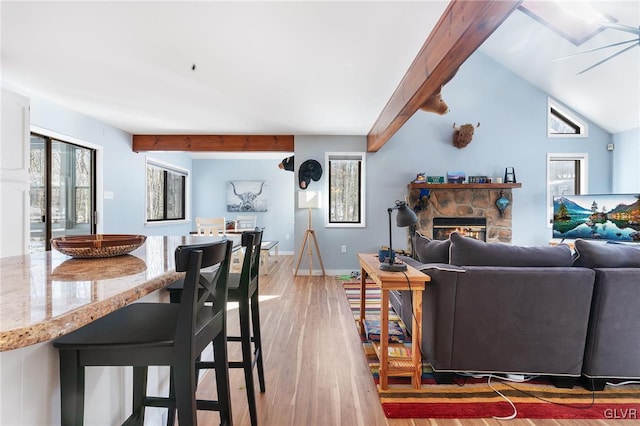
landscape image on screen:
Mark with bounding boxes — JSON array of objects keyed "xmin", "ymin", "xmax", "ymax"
[{"xmin": 553, "ymin": 194, "xmax": 640, "ymax": 242}]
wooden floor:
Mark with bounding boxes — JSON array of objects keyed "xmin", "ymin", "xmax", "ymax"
[{"xmin": 195, "ymin": 255, "xmax": 625, "ymax": 426}]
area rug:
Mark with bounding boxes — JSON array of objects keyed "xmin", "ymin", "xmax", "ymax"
[{"xmin": 341, "ymin": 279, "xmax": 640, "ymax": 420}]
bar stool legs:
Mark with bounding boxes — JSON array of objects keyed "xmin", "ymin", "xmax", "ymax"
[{"xmin": 252, "ymin": 290, "xmax": 266, "ymax": 393}]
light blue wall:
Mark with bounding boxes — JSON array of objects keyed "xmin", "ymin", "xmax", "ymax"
[
  {"xmin": 191, "ymin": 158, "xmax": 295, "ymax": 252},
  {"xmin": 368, "ymin": 51, "xmax": 613, "ymax": 248},
  {"xmin": 294, "ymin": 136, "xmax": 369, "ymax": 274},
  {"xmin": 16, "ymin": 49, "xmax": 624, "ymax": 273},
  {"xmin": 301, "ymin": 52, "xmax": 615, "ymax": 274},
  {"xmin": 28, "ymin": 95, "xmax": 193, "ymax": 236},
  {"xmin": 612, "ymin": 128, "xmax": 640, "ymax": 193}
]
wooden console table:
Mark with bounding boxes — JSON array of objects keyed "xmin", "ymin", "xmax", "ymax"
[{"xmin": 357, "ymin": 253, "xmax": 430, "ymax": 390}]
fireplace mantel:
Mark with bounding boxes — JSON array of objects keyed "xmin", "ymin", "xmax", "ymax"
[
  {"xmin": 407, "ymin": 183, "xmax": 522, "ymax": 243},
  {"xmin": 408, "ymin": 183, "xmax": 522, "ymax": 190}
]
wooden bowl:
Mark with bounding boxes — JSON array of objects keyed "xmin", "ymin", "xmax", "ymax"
[
  {"xmin": 52, "ymin": 255, "xmax": 147, "ymax": 280},
  {"xmin": 51, "ymin": 234, "xmax": 147, "ymax": 258}
]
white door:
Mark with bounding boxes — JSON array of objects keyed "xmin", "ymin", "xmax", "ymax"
[{"xmin": 0, "ymin": 88, "xmax": 30, "ymax": 257}]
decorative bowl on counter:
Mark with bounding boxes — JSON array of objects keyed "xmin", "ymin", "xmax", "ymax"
[{"xmin": 51, "ymin": 234, "xmax": 147, "ymax": 258}]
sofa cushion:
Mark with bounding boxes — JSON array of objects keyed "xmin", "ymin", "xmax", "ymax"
[
  {"xmin": 449, "ymin": 232, "xmax": 573, "ymax": 267},
  {"xmin": 413, "ymin": 232, "xmax": 450, "ymax": 264},
  {"xmin": 573, "ymin": 239, "xmax": 640, "ymax": 268}
]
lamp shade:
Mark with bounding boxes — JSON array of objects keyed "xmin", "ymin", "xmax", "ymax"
[
  {"xmin": 394, "ymin": 201, "xmax": 418, "ymax": 227},
  {"xmin": 298, "ymin": 191, "xmax": 322, "ymax": 209}
]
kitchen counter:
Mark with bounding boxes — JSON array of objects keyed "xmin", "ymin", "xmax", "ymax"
[{"xmin": 0, "ymin": 235, "xmax": 228, "ymax": 351}]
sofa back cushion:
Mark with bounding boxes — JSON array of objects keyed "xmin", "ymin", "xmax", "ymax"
[
  {"xmin": 413, "ymin": 232, "xmax": 450, "ymax": 263},
  {"xmin": 449, "ymin": 232, "xmax": 573, "ymax": 267},
  {"xmin": 573, "ymin": 239, "xmax": 640, "ymax": 268}
]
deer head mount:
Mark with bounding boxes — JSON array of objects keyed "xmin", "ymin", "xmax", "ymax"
[{"xmin": 452, "ymin": 122, "xmax": 480, "ymax": 149}]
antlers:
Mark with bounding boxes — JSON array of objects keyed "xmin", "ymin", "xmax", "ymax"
[{"xmin": 453, "ymin": 122, "xmax": 480, "ymax": 129}]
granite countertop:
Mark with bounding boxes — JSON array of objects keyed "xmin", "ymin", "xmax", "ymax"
[{"xmin": 0, "ymin": 235, "xmax": 228, "ymax": 351}]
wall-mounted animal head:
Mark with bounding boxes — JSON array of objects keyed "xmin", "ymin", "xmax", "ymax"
[
  {"xmin": 298, "ymin": 159, "xmax": 323, "ymax": 189},
  {"xmin": 420, "ymin": 87, "xmax": 449, "ymax": 115},
  {"xmin": 419, "ymin": 68, "xmax": 458, "ymax": 115},
  {"xmin": 452, "ymin": 122, "xmax": 480, "ymax": 149}
]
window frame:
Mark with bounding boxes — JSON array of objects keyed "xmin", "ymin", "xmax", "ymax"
[
  {"xmin": 547, "ymin": 98, "xmax": 588, "ymax": 138},
  {"xmin": 546, "ymin": 153, "xmax": 589, "ymax": 228},
  {"xmin": 145, "ymin": 157, "xmax": 190, "ymax": 224},
  {"xmin": 29, "ymin": 126, "xmax": 103, "ymax": 251},
  {"xmin": 324, "ymin": 151, "xmax": 366, "ymax": 228}
]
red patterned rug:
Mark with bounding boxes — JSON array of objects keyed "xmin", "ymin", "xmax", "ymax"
[{"xmin": 341, "ymin": 279, "xmax": 640, "ymax": 420}]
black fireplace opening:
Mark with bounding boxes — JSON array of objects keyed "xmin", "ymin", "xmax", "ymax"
[{"xmin": 433, "ymin": 217, "xmax": 487, "ymax": 241}]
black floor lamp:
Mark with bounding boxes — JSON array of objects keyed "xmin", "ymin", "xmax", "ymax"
[{"xmin": 380, "ymin": 200, "xmax": 418, "ymax": 272}]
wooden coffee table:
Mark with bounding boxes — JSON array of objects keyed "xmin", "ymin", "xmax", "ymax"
[{"xmin": 357, "ymin": 253, "xmax": 429, "ymax": 390}]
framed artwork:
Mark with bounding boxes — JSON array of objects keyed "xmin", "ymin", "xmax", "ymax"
[{"xmin": 226, "ymin": 180, "xmax": 268, "ymax": 212}]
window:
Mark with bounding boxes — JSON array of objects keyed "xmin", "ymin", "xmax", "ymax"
[
  {"xmin": 29, "ymin": 133, "xmax": 96, "ymax": 252},
  {"xmin": 548, "ymin": 98, "xmax": 588, "ymax": 137},
  {"xmin": 146, "ymin": 159, "xmax": 188, "ymax": 222},
  {"xmin": 546, "ymin": 153, "xmax": 588, "ymax": 226},
  {"xmin": 325, "ymin": 152, "xmax": 365, "ymax": 227}
]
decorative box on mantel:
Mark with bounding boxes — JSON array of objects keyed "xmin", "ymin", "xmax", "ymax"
[{"xmin": 407, "ymin": 183, "xmax": 522, "ymax": 244}]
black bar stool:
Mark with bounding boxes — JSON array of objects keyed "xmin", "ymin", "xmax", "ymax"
[
  {"xmin": 167, "ymin": 229, "xmax": 265, "ymax": 426},
  {"xmin": 53, "ymin": 240, "xmax": 234, "ymax": 426}
]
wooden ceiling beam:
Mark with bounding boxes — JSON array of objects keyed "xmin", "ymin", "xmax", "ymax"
[
  {"xmin": 132, "ymin": 134, "xmax": 294, "ymax": 153},
  {"xmin": 367, "ymin": 0, "xmax": 522, "ymax": 152}
]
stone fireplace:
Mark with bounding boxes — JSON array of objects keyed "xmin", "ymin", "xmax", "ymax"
[{"xmin": 407, "ymin": 183, "xmax": 521, "ymax": 244}]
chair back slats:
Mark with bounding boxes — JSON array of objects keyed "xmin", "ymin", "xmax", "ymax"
[
  {"xmin": 235, "ymin": 215, "xmax": 257, "ymax": 231},
  {"xmin": 174, "ymin": 240, "xmax": 232, "ymax": 348},
  {"xmin": 195, "ymin": 217, "xmax": 226, "ymax": 236},
  {"xmin": 238, "ymin": 230, "xmax": 263, "ymax": 291}
]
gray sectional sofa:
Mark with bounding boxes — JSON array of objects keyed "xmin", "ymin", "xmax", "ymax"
[
  {"xmin": 393, "ymin": 232, "xmax": 640, "ymax": 389},
  {"xmin": 574, "ymin": 239, "xmax": 640, "ymax": 390}
]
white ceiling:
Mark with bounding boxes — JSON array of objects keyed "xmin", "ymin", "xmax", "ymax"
[{"xmin": 1, "ymin": 1, "xmax": 639, "ymax": 140}]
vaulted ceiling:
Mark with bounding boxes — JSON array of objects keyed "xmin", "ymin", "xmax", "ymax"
[{"xmin": 2, "ymin": 1, "xmax": 638, "ymax": 153}]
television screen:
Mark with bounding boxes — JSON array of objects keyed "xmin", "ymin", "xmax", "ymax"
[{"xmin": 553, "ymin": 194, "xmax": 640, "ymax": 242}]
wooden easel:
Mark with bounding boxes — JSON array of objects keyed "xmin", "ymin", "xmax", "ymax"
[{"xmin": 294, "ymin": 207, "xmax": 326, "ymax": 276}]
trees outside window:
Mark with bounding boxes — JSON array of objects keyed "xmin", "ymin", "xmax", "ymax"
[
  {"xmin": 326, "ymin": 152, "xmax": 365, "ymax": 227},
  {"xmin": 146, "ymin": 160, "xmax": 187, "ymax": 222}
]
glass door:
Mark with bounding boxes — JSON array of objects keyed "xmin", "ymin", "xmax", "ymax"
[{"xmin": 29, "ymin": 134, "xmax": 96, "ymax": 252}]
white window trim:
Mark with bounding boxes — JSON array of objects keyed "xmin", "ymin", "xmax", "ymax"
[
  {"xmin": 546, "ymin": 152, "xmax": 589, "ymax": 228},
  {"xmin": 547, "ymin": 98, "xmax": 588, "ymax": 138},
  {"xmin": 145, "ymin": 156, "xmax": 191, "ymax": 225},
  {"xmin": 324, "ymin": 151, "xmax": 366, "ymax": 228},
  {"xmin": 30, "ymin": 125, "xmax": 105, "ymax": 233}
]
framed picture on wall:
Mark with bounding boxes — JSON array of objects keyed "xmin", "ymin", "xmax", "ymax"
[{"xmin": 226, "ymin": 180, "xmax": 268, "ymax": 212}]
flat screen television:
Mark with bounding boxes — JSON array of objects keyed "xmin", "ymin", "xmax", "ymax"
[{"xmin": 553, "ymin": 193, "xmax": 640, "ymax": 242}]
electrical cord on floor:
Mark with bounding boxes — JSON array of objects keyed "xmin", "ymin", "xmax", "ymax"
[
  {"xmin": 499, "ymin": 377, "xmax": 595, "ymax": 410},
  {"xmin": 607, "ymin": 380, "xmax": 640, "ymax": 386},
  {"xmin": 487, "ymin": 375, "xmax": 518, "ymax": 420}
]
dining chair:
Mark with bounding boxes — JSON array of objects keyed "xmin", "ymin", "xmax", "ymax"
[
  {"xmin": 226, "ymin": 229, "xmax": 265, "ymax": 426},
  {"xmin": 167, "ymin": 229, "xmax": 265, "ymax": 426},
  {"xmin": 235, "ymin": 215, "xmax": 257, "ymax": 232},
  {"xmin": 196, "ymin": 216, "xmax": 226, "ymax": 236},
  {"xmin": 53, "ymin": 239, "xmax": 234, "ymax": 426}
]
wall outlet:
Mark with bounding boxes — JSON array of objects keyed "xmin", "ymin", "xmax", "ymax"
[
  {"xmin": 285, "ymin": 234, "xmax": 290, "ymax": 240},
  {"xmin": 341, "ymin": 245, "xmax": 347, "ymax": 253}
]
